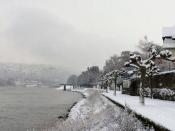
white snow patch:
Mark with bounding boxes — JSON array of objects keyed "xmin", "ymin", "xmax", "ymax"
[
  {"xmin": 68, "ymin": 99, "xmax": 86, "ymax": 120},
  {"xmin": 103, "ymin": 91, "xmax": 175, "ymax": 131},
  {"xmin": 72, "ymin": 88, "xmax": 90, "ymax": 97}
]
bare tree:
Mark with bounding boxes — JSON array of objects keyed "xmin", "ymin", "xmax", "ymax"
[
  {"xmin": 100, "ymin": 70, "xmax": 125, "ymax": 95},
  {"xmin": 77, "ymin": 66, "xmax": 100, "ymax": 87},
  {"xmin": 125, "ymin": 46, "xmax": 175, "ymax": 105},
  {"xmin": 110, "ymin": 70, "xmax": 125, "ymax": 96},
  {"xmin": 103, "ymin": 51, "xmax": 131, "ymax": 73},
  {"xmin": 138, "ymin": 36, "xmax": 163, "ymax": 58},
  {"xmin": 67, "ymin": 74, "xmax": 78, "ymax": 88}
]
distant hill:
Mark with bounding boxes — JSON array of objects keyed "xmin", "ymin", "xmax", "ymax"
[{"xmin": 0, "ymin": 63, "xmax": 70, "ymax": 87}]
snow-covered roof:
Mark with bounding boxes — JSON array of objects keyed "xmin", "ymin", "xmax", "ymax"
[
  {"xmin": 162, "ymin": 26, "xmax": 175, "ymax": 37},
  {"xmin": 156, "ymin": 70, "xmax": 175, "ymax": 75},
  {"xmin": 162, "ymin": 26, "xmax": 175, "ymax": 48}
]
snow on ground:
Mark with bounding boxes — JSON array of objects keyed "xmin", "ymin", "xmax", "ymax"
[
  {"xmin": 72, "ymin": 88, "xmax": 89, "ymax": 97},
  {"xmin": 46, "ymin": 89, "xmax": 152, "ymax": 131},
  {"xmin": 68, "ymin": 98, "xmax": 86, "ymax": 120},
  {"xmin": 103, "ymin": 91, "xmax": 175, "ymax": 131},
  {"xmin": 68, "ymin": 89, "xmax": 109, "ymax": 121}
]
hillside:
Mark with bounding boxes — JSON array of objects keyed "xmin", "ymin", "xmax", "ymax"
[{"xmin": 0, "ymin": 63, "xmax": 70, "ymax": 87}]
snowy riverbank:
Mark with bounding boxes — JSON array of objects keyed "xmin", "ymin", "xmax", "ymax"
[{"xmin": 46, "ymin": 89, "xmax": 153, "ymax": 131}]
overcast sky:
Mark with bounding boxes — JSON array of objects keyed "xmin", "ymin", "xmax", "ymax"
[{"xmin": 0, "ymin": 0, "xmax": 175, "ymax": 73}]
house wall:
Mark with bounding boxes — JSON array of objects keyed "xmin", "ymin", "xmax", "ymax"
[
  {"xmin": 162, "ymin": 37, "xmax": 175, "ymax": 70},
  {"xmin": 110, "ymin": 81, "xmax": 121, "ymax": 90},
  {"xmin": 158, "ymin": 59, "xmax": 175, "ymax": 71},
  {"xmin": 153, "ymin": 72, "xmax": 175, "ymax": 89},
  {"xmin": 163, "ymin": 38, "xmax": 175, "ymax": 44},
  {"xmin": 170, "ymin": 49, "xmax": 175, "ymax": 57},
  {"xmin": 122, "ymin": 71, "xmax": 175, "ymax": 96},
  {"xmin": 122, "ymin": 79, "xmax": 140, "ymax": 96}
]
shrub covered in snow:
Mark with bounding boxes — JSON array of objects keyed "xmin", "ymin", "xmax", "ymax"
[
  {"xmin": 144, "ymin": 88, "xmax": 151, "ymax": 97},
  {"xmin": 144, "ymin": 88, "xmax": 175, "ymax": 101},
  {"xmin": 153, "ymin": 88, "xmax": 175, "ymax": 100}
]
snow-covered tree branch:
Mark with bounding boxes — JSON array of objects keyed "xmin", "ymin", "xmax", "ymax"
[{"xmin": 124, "ymin": 45, "xmax": 175, "ymax": 105}]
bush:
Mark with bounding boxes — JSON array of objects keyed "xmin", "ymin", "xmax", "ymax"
[
  {"xmin": 144, "ymin": 88, "xmax": 151, "ymax": 97},
  {"xmin": 144, "ymin": 88, "xmax": 175, "ymax": 101}
]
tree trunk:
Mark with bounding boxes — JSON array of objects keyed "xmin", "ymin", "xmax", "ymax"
[
  {"xmin": 114, "ymin": 78, "xmax": 117, "ymax": 96},
  {"xmin": 140, "ymin": 67, "xmax": 146, "ymax": 105},
  {"xmin": 139, "ymin": 82, "xmax": 145, "ymax": 105},
  {"xmin": 64, "ymin": 84, "xmax": 66, "ymax": 91},
  {"xmin": 150, "ymin": 76, "xmax": 153, "ymax": 99},
  {"xmin": 106, "ymin": 86, "xmax": 108, "ymax": 92}
]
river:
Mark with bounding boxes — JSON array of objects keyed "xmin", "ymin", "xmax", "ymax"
[{"xmin": 0, "ymin": 87, "xmax": 82, "ymax": 131}]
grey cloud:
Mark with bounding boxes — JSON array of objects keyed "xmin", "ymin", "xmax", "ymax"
[{"xmin": 4, "ymin": 7, "xmax": 124, "ymax": 72}]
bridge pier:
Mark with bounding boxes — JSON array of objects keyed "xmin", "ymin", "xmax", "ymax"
[{"xmin": 64, "ymin": 84, "xmax": 66, "ymax": 91}]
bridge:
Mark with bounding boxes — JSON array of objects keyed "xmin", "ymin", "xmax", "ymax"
[{"xmin": 59, "ymin": 84, "xmax": 74, "ymax": 91}]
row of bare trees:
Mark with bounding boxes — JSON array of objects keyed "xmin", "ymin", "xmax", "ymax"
[
  {"xmin": 67, "ymin": 36, "xmax": 175, "ymax": 105},
  {"xmin": 67, "ymin": 66, "xmax": 101, "ymax": 87},
  {"xmin": 101, "ymin": 37, "xmax": 175, "ymax": 105},
  {"xmin": 67, "ymin": 37, "xmax": 157, "ymax": 89}
]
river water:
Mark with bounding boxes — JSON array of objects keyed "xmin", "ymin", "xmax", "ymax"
[{"xmin": 0, "ymin": 87, "xmax": 82, "ymax": 131}]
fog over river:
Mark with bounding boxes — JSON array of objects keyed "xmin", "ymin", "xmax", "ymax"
[{"xmin": 0, "ymin": 87, "xmax": 82, "ymax": 131}]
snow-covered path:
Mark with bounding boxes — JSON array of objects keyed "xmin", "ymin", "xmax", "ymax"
[
  {"xmin": 103, "ymin": 91, "xmax": 175, "ymax": 131},
  {"xmin": 47, "ymin": 89, "xmax": 153, "ymax": 131}
]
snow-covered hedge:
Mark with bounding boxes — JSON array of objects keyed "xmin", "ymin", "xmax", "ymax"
[
  {"xmin": 144, "ymin": 88, "xmax": 151, "ymax": 97},
  {"xmin": 144, "ymin": 88, "xmax": 175, "ymax": 101}
]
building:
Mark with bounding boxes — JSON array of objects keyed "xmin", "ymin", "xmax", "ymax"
[
  {"xmin": 162, "ymin": 26, "xmax": 175, "ymax": 56},
  {"xmin": 161, "ymin": 26, "xmax": 175, "ymax": 71}
]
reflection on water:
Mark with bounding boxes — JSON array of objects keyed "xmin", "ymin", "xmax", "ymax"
[{"xmin": 0, "ymin": 87, "xmax": 82, "ymax": 131}]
